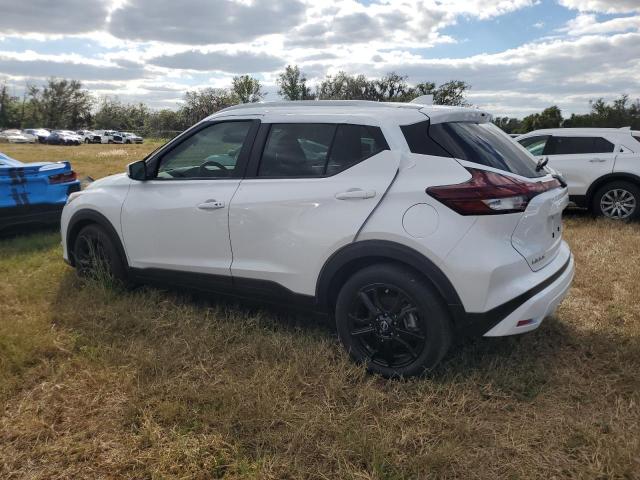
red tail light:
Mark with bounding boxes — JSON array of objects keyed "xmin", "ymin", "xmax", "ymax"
[
  {"xmin": 49, "ymin": 171, "xmax": 77, "ymax": 184},
  {"xmin": 426, "ymin": 168, "xmax": 561, "ymax": 215}
]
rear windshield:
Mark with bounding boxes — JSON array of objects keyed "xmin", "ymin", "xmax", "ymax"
[{"xmin": 430, "ymin": 122, "xmax": 545, "ymax": 178}]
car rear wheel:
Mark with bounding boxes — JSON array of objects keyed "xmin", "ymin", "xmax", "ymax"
[
  {"xmin": 593, "ymin": 181, "xmax": 639, "ymax": 221},
  {"xmin": 73, "ymin": 224, "xmax": 127, "ymax": 283},
  {"xmin": 335, "ymin": 264, "xmax": 452, "ymax": 378}
]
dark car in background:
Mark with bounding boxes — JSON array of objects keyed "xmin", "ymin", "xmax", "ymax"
[
  {"xmin": 46, "ymin": 131, "xmax": 81, "ymax": 146},
  {"xmin": 23, "ymin": 128, "xmax": 51, "ymax": 143},
  {"xmin": 0, "ymin": 152, "xmax": 80, "ymax": 231}
]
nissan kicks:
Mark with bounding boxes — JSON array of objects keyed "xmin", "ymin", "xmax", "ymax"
[{"xmin": 61, "ymin": 100, "xmax": 575, "ymax": 377}]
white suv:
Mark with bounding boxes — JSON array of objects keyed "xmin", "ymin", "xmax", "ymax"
[
  {"xmin": 61, "ymin": 101, "xmax": 575, "ymax": 377},
  {"xmin": 516, "ymin": 128, "xmax": 640, "ymax": 220}
]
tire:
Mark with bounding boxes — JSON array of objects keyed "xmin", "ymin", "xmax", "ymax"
[
  {"xmin": 592, "ymin": 181, "xmax": 640, "ymax": 221},
  {"xmin": 335, "ymin": 263, "xmax": 452, "ymax": 378},
  {"xmin": 73, "ymin": 224, "xmax": 127, "ymax": 283},
  {"xmin": 85, "ymin": 138, "xmax": 90, "ymax": 144}
]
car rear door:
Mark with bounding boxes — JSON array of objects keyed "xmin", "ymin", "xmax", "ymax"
[
  {"xmin": 228, "ymin": 118, "xmax": 400, "ymax": 296},
  {"xmin": 543, "ymin": 136, "xmax": 615, "ymax": 196}
]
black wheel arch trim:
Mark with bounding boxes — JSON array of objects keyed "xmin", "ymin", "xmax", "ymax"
[
  {"xmin": 316, "ymin": 240, "xmax": 467, "ymax": 326},
  {"xmin": 586, "ymin": 172, "xmax": 640, "ymax": 205},
  {"xmin": 66, "ymin": 209, "xmax": 129, "ymax": 268}
]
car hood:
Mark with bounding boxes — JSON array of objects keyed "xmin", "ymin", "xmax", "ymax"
[{"xmin": 84, "ymin": 172, "xmax": 129, "ymax": 190}]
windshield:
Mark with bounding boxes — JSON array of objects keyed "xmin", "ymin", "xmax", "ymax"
[{"xmin": 429, "ymin": 122, "xmax": 546, "ymax": 178}]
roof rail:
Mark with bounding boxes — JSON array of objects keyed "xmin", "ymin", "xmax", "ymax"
[{"xmin": 217, "ymin": 100, "xmax": 422, "ymax": 113}]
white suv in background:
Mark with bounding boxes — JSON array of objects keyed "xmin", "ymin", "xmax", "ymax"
[
  {"xmin": 517, "ymin": 128, "xmax": 640, "ymax": 220},
  {"xmin": 61, "ymin": 101, "xmax": 574, "ymax": 377}
]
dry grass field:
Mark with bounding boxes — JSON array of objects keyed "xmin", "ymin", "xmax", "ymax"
[{"xmin": 1, "ymin": 143, "xmax": 639, "ymax": 479}]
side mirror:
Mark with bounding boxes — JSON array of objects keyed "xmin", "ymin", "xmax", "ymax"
[{"xmin": 127, "ymin": 160, "xmax": 148, "ymax": 181}]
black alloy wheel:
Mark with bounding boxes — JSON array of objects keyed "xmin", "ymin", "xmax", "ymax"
[
  {"xmin": 335, "ymin": 264, "xmax": 452, "ymax": 378},
  {"xmin": 73, "ymin": 224, "xmax": 127, "ymax": 282}
]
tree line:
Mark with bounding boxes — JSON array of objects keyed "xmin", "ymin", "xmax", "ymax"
[
  {"xmin": 0, "ymin": 65, "xmax": 470, "ymax": 136},
  {"xmin": 494, "ymin": 96, "xmax": 640, "ymax": 134},
  {"xmin": 1, "ymin": 64, "xmax": 638, "ymax": 137}
]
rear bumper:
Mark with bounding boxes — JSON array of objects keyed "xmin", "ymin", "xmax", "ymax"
[{"xmin": 456, "ymin": 251, "xmax": 574, "ymax": 337}]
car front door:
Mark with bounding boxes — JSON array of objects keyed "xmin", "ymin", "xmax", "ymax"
[
  {"xmin": 121, "ymin": 119, "xmax": 259, "ymax": 278},
  {"xmin": 228, "ymin": 121, "xmax": 400, "ymax": 296},
  {"xmin": 543, "ymin": 136, "xmax": 616, "ymax": 196}
]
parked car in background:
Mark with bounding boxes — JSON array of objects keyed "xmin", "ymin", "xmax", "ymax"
[
  {"xmin": 61, "ymin": 100, "xmax": 574, "ymax": 377},
  {"xmin": 23, "ymin": 128, "xmax": 51, "ymax": 143},
  {"xmin": 0, "ymin": 129, "xmax": 31, "ymax": 144},
  {"xmin": 517, "ymin": 127, "xmax": 640, "ymax": 220},
  {"xmin": 0, "ymin": 152, "xmax": 80, "ymax": 231},
  {"xmin": 112, "ymin": 132, "xmax": 143, "ymax": 144},
  {"xmin": 92, "ymin": 130, "xmax": 117, "ymax": 143},
  {"xmin": 76, "ymin": 130, "xmax": 96, "ymax": 143},
  {"xmin": 46, "ymin": 131, "xmax": 81, "ymax": 146}
]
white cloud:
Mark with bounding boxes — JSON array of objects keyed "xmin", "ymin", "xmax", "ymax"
[
  {"xmin": 0, "ymin": 0, "xmax": 637, "ymax": 116},
  {"xmin": 559, "ymin": 0, "xmax": 640, "ymax": 14},
  {"xmin": 564, "ymin": 14, "xmax": 640, "ymax": 35},
  {"xmin": 148, "ymin": 50, "xmax": 285, "ymax": 73},
  {"xmin": 0, "ymin": 0, "xmax": 108, "ymax": 34},
  {"xmin": 108, "ymin": 0, "xmax": 307, "ymax": 44}
]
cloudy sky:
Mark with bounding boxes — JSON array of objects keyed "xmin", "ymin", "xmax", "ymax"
[{"xmin": 0, "ymin": 0, "xmax": 639, "ymax": 117}]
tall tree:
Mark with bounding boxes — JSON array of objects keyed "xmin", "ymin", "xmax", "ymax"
[
  {"xmin": 316, "ymin": 72, "xmax": 376, "ymax": 100},
  {"xmin": 373, "ymin": 72, "xmax": 415, "ymax": 102},
  {"xmin": 521, "ymin": 105, "xmax": 563, "ymax": 132},
  {"xmin": 26, "ymin": 78, "xmax": 93, "ymax": 129},
  {"xmin": 93, "ymin": 98, "xmax": 149, "ymax": 131},
  {"xmin": 231, "ymin": 75, "xmax": 264, "ymax": 103},
  {"xmin": 180, "ymin": 88, "xmax": 237, "ymax": 125},
  {"xmin": 0, "ymin": 83, "xmax": 20, "ymax": 128},
  {"xmin": 277, "ymin": 65, "xmax": 314, "ymax": 100},
  {"xmin": 433, "ymin": 80, "xmax": 470, "ymax": 106}
]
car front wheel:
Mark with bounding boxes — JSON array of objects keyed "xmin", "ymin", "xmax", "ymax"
[
  {"xmin": 593, "ymin": 181, "xmax": 639, "ymax": 220},
  {"xmin": 335, "ymin": 263, "xmax": 452, "ymax": 378},
  {"xmin": 73, "ymin": 224, "xmax": 127, "ymax": 283}
]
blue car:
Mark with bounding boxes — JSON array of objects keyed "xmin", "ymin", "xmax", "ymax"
[{"xmin": 0, "ymin": 152, "xmax": 81, "ymax": 231}]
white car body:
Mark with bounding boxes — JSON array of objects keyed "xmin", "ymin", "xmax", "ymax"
[
  {"xmin": 76, "ymin": 130, "xmax": 96, "ymax": 143},
  {"xmin": 112, "ymin": 132, "xmax": 143, "ymax": 144},
  {"xmin": 61, "ymin": 101, "xmax": 574, "ymax": 375},
  {"xmin": 92, "ymin": 130, "xmax": 118, "ymax": 143},
  {"xmin": 516, "ymin": 128, "xmax": 640, "ymax": 219},
  {"xmin": 23, "ymin": 128, "xmax": 51, "ymax": 142},
  {"xmin": 0, "ymin": 129, "xmax": 31, "ymax": 143}
]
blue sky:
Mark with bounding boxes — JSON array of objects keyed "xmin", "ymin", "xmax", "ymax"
[{"xmin": 0, "ymin": 0, "xmax": 638, "ymax": 116}]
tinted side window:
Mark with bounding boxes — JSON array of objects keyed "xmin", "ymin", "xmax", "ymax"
[
  {"xmin": 326, "ymin": 124, "xmax": 389, "ymax": 175},
  {"xmin": 546, "ymin": 136, "xmax": 614, "ymax": 155},
  {"xmin": 259, "ymin": 124, "xmax": 336, "ymax": 177},
  {"xmin": 592, "ymin": 137, "xmax": 615, "ymax": 153},
  {"xmin": 429, "ymin": 122, "xmax": 544, "ymax": 178},
  {"xmin": 400, "ymin": 121, "xmax": 451, "ymax": 157},
  {"xmin": 518, "ymin": 135, "xmax": 549, "ymax": 156},
  {"xmin": 634, "ymin": 135, "xmax": 640, "ymax": 144},
  {"xmin": 157, "ymin": 121, "xmax": 252, "ymax": 179}
]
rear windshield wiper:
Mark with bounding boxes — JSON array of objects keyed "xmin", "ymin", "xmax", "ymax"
[{"xmin": 536, "ymin": 157, "xmax": 549, "ymax": 171}]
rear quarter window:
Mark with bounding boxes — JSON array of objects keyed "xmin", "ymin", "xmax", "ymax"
[{"xmin": 428, "ymin": 121, "xmax": 545, "ymax": 178}]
